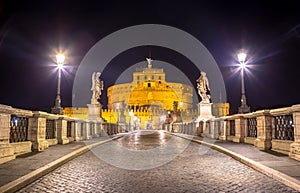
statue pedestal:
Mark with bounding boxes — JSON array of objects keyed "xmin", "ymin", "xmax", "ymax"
[
  {"xmin": 198, "ymin": 102, "xmax": 213, "ymax": 119},
  {"xmin": 87, "ymin": 103, "xmax": 102, "ymax": 122}
]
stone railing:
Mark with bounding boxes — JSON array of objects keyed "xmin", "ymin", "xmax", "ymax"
[
  {"xmin": 174, "ymin": 104, "xmax": 300, "ymax": 162},
  {"xmin": 0, "ymin": 104, "xmax": 119, "ymax": 164}
]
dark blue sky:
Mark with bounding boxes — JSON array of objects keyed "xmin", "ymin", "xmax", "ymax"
[{"xmin": 0, "ymin": 0, "xmax": 299, "ymax": 113}]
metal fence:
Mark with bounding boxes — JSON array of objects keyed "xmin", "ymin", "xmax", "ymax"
[
  {"xmin": 90, "ymin": 123, "xmax": 94, "ymax": 136},
  {"xmin": 274, "ymin": 115, "xmax": 294, "ymax": 141},
  {"xmin": 247, "ymin": 118, "xmax": 257, "ymax": 138},
  {"xmin": 229, "ymin": 120, "xmax": 235, "ymax": 136},
  {"xmin": 10, "ymin": 115, "xmax": 28, "ymax": 143},
  {"xmin": 46, "ymin": 119, "xmax": 56, "ymax": 139},
  {"xmin": 81, "ymin": 122, "xmax": 85, "ymax": 137},
  {"xmin": 67, "ymin": 121, "xmax": 73, "ymax": 137},
  {"xmin": 216, "ymin": 120, "xmax": 221, "ymax": 135}
]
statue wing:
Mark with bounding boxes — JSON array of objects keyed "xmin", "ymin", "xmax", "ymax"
[
  {"xmin": 100, "ymin": 80, "xmax": 104, "ymax": 89},
  {"xmin": 91, "ymin": 72, "xmax": 95, "ymax": 90},
  {"xmin": 206, "ymin": 78, "xmax": 210, "ymax": 91}
]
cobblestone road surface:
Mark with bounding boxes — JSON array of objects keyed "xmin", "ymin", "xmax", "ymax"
[{"xmin": 18, "ymin": 131, "xmax": 299, "ymax": 193}]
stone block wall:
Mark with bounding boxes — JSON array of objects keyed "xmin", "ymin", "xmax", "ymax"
[{"xmin": 0, "ymin": 104, "xmax": 107, "ymax": 164}]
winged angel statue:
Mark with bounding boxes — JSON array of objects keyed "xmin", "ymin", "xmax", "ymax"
[{"xmin": 91, "ymin": 72, "xmax": 104, "ymax": 104}]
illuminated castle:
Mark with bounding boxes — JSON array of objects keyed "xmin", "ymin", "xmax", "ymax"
[
  {"xmin": 100, "ymin": 58, "xmax": 195, "ymax": 128},
  {"xmin": 64, "ymin": 58, "xmax": 229, "ymax": 129},
  {"xmin": 107, "ymin": 58, "xmax": 193, "ymax": 111}
]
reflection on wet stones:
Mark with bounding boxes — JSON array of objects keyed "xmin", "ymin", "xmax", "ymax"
[{"xmin": 116, "ymin": 130, "xmax": 172, "ymax": 150}]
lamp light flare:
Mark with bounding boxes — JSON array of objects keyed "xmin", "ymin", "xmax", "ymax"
[
  {"xmin": 57, "ymin": 63, "xmax": 64, "ymax": 69},
  {"xmin": 56, "ymin": 54, "xmax": 65, "ymax": 65},
  {"xmin": 237, "ymin": 53, "xmax": 247, "ymax": 63},
  {"xmin": 240, "ymin": 62, "xmax": 246, "ymax": 69}
]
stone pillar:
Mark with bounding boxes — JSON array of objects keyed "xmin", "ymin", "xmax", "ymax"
[
  {"xmin": 74, "ymin": 121, "xmax": 82, "ymax": 141},
  {"xmin": 195, "ymin": 121, "xmax": 203, "ymax": 137},
  {"xmin": 209, "ymin": 120, "xmax": 216, "ymax": 138},
  {"xmin": 87, "ymin": 104, "xmax": 102, "ymax": 122},
  {"xmin": 85, "ymin": 122, "xmax": 92, "ymax": 139},
  {"xmin": 290, "ymin": 105, "xmax": 300, "ymax": 161},
  {"xmin": 254, "ymin": 110, "xmax": 272, "ymax": 150},
  {"xmin": 197, "ymin": 102, "xmax": 213, "ymax": 119},
  {"xmin": 219, "ymin": 119, "xmax": 226, "ymax": 140},
  {"xmin": 28, "ymin": 112, "xmax": 49, "ymax": 151},
  {"xmin": 0, "ymin": 113, "xmax": 15, "ymax": 164},
  {"xmin": 201, "ymin": 121, "xmax": 207, "ymax": 137},
  {"xmin": 212, "ymin": 119, "xmax": 221, "ymax": 139},
  {"xmin": 57, "ymin": 118, "xmax": 69, "ymax": 144},
  {"xmin": 233, "ymin": 116, "xmax": 246, "ymax": 143},
  {"xmin": 95, "ymin": 123, "xmax": 100, "ymax": 137},
  {"xmin": 70, "ymin": 121, "xmax": 75, "ymax": 141},
  {"xmin": 92, "ymin": 122, "xmax": 99, "ymax": 137}
]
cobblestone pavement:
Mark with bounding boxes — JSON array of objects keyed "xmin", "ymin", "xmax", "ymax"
[{"xmin": 18, "ymin": 131, "xmax": 299, "ymax": 193}]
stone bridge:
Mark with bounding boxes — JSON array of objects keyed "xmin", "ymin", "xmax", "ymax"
[{"xmin": 0, "ymin": 103, "xmax": 300, "ymax": 164}]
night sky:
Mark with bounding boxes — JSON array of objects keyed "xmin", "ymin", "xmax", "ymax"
[{"xmin": 0, "ymin": 0, "xmax": 299, "ymax": 113}]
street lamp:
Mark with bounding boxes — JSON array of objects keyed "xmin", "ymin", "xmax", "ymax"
[
  {"xmin": 51, "ymin": 53, "xmax": 65, "ymax": 115},
  {"xmin": 237, "ymin": 52, "xmax": 250, "ymax": 113},
  {"xmin": 167, "ymin": 111, "xmax": 171, "ymax": 132},
  {"xmin": 129, "ymin": 109, "xmax": 134, "ymax": 132},
  {"xmin": 116, "ymin": 102, "xmax": 120, "ymax": 132},
  {"xmin": 180, "ymin": 101, "xmax": 183, "ymax": 132}
]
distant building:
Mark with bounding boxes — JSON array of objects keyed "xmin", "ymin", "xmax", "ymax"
[
  {"xmin": 107, "ymin": 60, "xmax": 193, "ymax": 111},
  {"xmin": 64, "ymin": 59, "xmax": 230, "ymax": 129}
]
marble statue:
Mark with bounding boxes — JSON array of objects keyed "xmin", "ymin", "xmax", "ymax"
[
  {"xmin": 91, "ymin": 72, "xmax": 104, "ymax": 104},
  {"xmin": 197, "ymin": 71, "xmax": 211, "ymax": 103},
  {"xmin": 146, "ymin": 57, "xmax": 153, "ymax": 68}
]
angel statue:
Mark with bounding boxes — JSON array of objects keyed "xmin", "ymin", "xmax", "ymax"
[
  {"xmin": 146, "ymin": 57, "xmax": 153, "ymax": 68},
  {"xmin": 91, "ymin": 72, "xmax": 104, "ymax": 104},
  {"xmin": 197, "ymin": 71, "xmax": 211, "ymax": 103}
]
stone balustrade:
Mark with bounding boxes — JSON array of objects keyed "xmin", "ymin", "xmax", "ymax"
[
  {"xmin": 173, "ymin": 104, "xmax": 300, "ymax": 162},
  {"xmin": 0, "ymin": 104, "xmax": 119, "ymax": 164},
  {"xmin": 2, "ymin": 103, "xmax": 300, "ymax": 163}
]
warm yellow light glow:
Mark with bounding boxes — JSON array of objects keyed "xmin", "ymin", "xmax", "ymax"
[
  {"xmin": 237, "ymin": 53, "xmax": 247, "ymax": 63},
  {"xmin": 127, "ymin": 80, "xmax": 180, "ymax": 111},
  {"xmin": 56, "ymin": 54, "xmax": 65, "ymax": 66}
]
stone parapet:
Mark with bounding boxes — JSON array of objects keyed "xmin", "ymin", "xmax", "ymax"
[
  {"xmin": 28, "ymin": 111, "xmax": 60, "ymax": 151},
  {"xmin": 0, "ymin": 112, "xmax": 15, "ymax": 164},
  {"xmin": 232, "ymin": 115, "xmax": 245, "ymax": 143},
  {"xmin": 10, "ymin": 141, "xmax": 32, "ymax": 156},
  {"xmin": 272, "ymin": 139, "xmax": 293, "ymax": 154},
  {"xmin": 253, "ymin": 110, "xmax": 272, "ymax": 150},
  {"xmin": 57, "ymin": 118, "xmax": 69, "ymax": 144},
  {"xmin": 290, "ymin": 143, "xmax": 300, "ymax": 161},
  {"xmin": 289, "ymin": 106, "xmax": 300, "ymax": 160}
]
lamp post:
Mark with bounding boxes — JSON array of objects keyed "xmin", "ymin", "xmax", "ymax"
[
  {"xmin": 51, "ymin": 54, "xmax": 65, "ymax": 115},
  {"xmin": 167, "ymin": 111, "xmax": 171, "ymax": 132},
  {"xmin": 129, "ymin": 109, "xmax": 134, "ymax": 132},
  {"xmin": 116, "ymin": 102, "xmax": 120, "ymax": 132},
  {"xmin": 180, "ymin": 101, "xmax": 183, "ymax": 132},
  {"xmin": 237, "ymin": 52, "xmax": 250, "ymax": 113}
]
